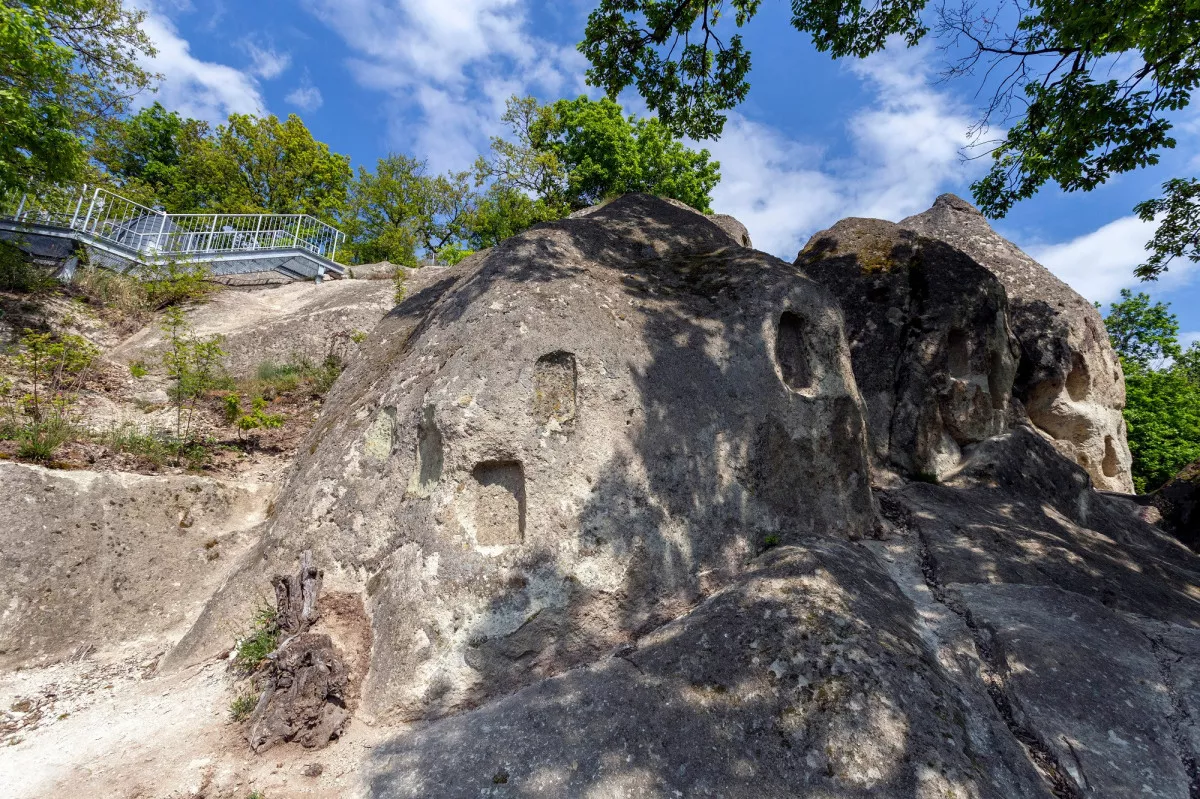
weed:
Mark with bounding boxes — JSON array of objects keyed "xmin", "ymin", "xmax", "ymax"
[
  {"xmin": 225, "ymin": 394, "xmax": 285, "ymax": 439},
  {"xmin": 234, "ymin": 603, "xmax": 280, "ymax": 673},
  {"xmin": 161, "ymin": 306, "xmax": 226, "ymax": 443},
  {"xmin": 349, "ymin": 329, "xmax": 368, "ymax": 344},
  {"xmin": 246, "ymin": 792, "xmax": 266, "ymax": 799},
  {"xmin": 16, "ymin": 417, "xmax": 73, "ymax": 461},
  {"xmin": 140, "ymin": 262, "xmax": 218, "ymax": 309},
  {"xmin": 229, "ymin": 693, "xmax": 257, "ymax": 722},
  {"xmin": 129, "ymin": 360, "xmax": 148, "ymax": 378},
  {"xmin": 763, "ymin": 534, "xmax": 781, "ymax": 549},
  {"xmin": 252, "ymin": 356, "xmax": 343, "ymax": 399},
  {"xmin": 393, "ymin": 267, "xmax": 408, "ymax": 305},
  {"xmin": 98, "ymin": 424, "xmax": 172, "ymax": 467}
]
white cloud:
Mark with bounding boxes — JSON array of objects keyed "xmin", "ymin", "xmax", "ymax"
[
  {"xmin": 1028, "ymin": 215, "xmax": 1199, "ymax": 305},
  {"xmin": 301, "ymin": 0, "xmax": 586, "ymax": 170},
  {"xmin": 709, "ymin": 43, "xmax": 978, "ymax": 259},
  {"xmin": 1183, "ymin": 331, "xmax": 1200, "ymax": 349},
  {"xmin": 241, "ymin": 39, "xmax": 292, "ymax": 80},
  {"xmin": 137, "ymin": 5, "xmax": 264, "ymax": 123},
  {"xmin": 286, "ymin": 83, "xmax": 324, "ymax": 112}
]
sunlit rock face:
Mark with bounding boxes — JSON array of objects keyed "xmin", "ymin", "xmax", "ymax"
[
  {"xmin": 797, "ymin": 217, "xmax": 1020, "ymax": 480},
  {"xmin": 172, "ymin": 194, "xmax": 878, "ymax": 720},
  {"xmin": 901, "ymin": 194, "xmax": 1134, "ymax": 492}
]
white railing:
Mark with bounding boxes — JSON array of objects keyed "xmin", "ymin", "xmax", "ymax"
[{"xmin": 2, "ymin": 186, "xmax": 345, "ymax": 263}]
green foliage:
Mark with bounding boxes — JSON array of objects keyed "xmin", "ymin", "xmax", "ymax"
[
  {"xmin": 1122, "ymin": 362, "xmax": 1200, "ymax": 492},
  {"xmin": 224, "ymin": 394, "xmax": 284, "ymax": 438},
  {"xmin": 1102, "ymin": 289, "xmax": 1181, "ymax": 369},
  {"xmin": 140, "ymin": 262, "xmax": 217, "ymax": 310},
  {"xmin": 477, "ymin": 95, "xmax": 720, "ymax": 214},
  {"xmin": 762, "ymin": 533, "xmax": 780, "ymax": 549},
  {"xmin": 437, "ymin": 243, "xmax": 474, "ymax": 266},
  {"xmin": 129, "ymin": 360, "xmax": 148, "ymax": 379},
  {"xmin": 393, "ymin": 267, "xmax": 408, "ymax": 305},
  {"xmin": 160, "ymin": 306, "xmax": 226, "ymax": 442},
  {"xmin": 1102, "ymin": 295, "xmax": 1200, "ymax": 492},
  {"xmin": 229, "ymin": 693, "xmax": 257, "ymax": 723},
  {"xmin": 251, "ymin": 356, "xmax": 344, "ymax": 399},
  {"xmin": 343, "ymin": 154, "xmax": 475, "ymax": 265},
  {"xmin": 234, "ymin": 603, "xmax": 280, "ymax": 673},
  {"xmin": 97, "ymin": 424, "xmax": 171, "ymax": 467},
  {"xmin": 0, "ymin": 0, "xmax": 154, "ymax": 194},
  {"xmin": 581, "ymin": 0, "xmax": 1200, "ymax": 280},
  {"xmin": 349, "ymin": 329, "xmax": 368, "ymax": 345},
  {"xmin": 0, "ymin": 329, "xmax": 98, "ymax": 461},
  {"xmin": 0, "ymin": 242, "xmax": 55, "ymax": 293}
]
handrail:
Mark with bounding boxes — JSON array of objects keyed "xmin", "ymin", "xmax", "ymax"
[{"xmin": 1, "ymin": 186, "xmax": 346, "ymax": 265}]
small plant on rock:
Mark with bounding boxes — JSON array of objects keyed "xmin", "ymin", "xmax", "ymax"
[
  {"xmin": 161, "ymin": 306, "xmax": 226, "ymax": 447},
  {"xmin": 234, "ymin": 602, "xmax": 281, "ymax": 673},
  {"xmin": 1, "ymin": 330, "xmax": 99, "ymax": 461},
  {"xmin": 224, "ymin": 393, "xmax": 285, "ymax": 440},
  {"xmin": 229, "ymin": 693, "xmax": 257, "ymax": 722}
]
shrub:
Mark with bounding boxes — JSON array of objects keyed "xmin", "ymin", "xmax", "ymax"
[
  {"xmin": 0, "ymin": 330, "xmax": 99, "ymax": 461},
  {"xmin": 225, "ymin": 394, "xmax": 285, "ymax": 439},
  {"xmin": 161, "ymin": 306, "xmax": 226, "ymax": 442},
  {"xmin": 0, "ymin": 242, "xmax": 55, "ymax": 293},
  {"xmin": 229, "ymin": 693, "xmax": 257, "ymax": 722},
  {"xmin": 234, "ymin": 603, "xmax": 280, "ymax": 673},
  {"xmin": 140, "ymin": 261, "xmax": 218, "ymax": 309},
  {"xmin": 98, "ymin": 424, "xmax": 172, "ymax": 467},
  {"xmin": 129, "ymin": 360, "xmax": 148, "ymax": 378}
]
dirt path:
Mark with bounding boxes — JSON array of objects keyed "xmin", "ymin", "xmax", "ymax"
[{"xmin": 0, "ymin": 640, "xmax": 388, "ymax": 799}]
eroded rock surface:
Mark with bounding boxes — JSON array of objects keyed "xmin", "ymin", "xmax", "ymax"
[
  {"xmin": 797, "ymin": 217, "xmax": 1019, "ymax": 478},
  {"xmin": 0, "ymin": 462, "xmax": 269, "ymax": 669},
  {"xmin": 171, "ymin": 194, "xmax": 877, "ymax": 721},
  {"xmin": 902, "ymin": 194, "xmax": 1134, "ymax": 492},
  {"xmin": 366, "ymin": 541, "xmax": 1050, "ymax": 799}
]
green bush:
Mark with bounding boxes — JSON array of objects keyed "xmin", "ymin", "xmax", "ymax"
[
  {"xmin": 234, "ymin": 603, "xmax": 280, "ymax": 673},
  {"xmin": 0, "ymin": 330, "xmax": 99, "ymax": 461},
  {"xmin": 140, "ymin": 261, "xmax": 217, "ymax": 309},
  {"xmin": 15, "ymin": 417, "xmax": 73, "ymax": 461},
  {"xmin": 1123, "ymin": 364, "xmax": 1200, "ymax": 492},
  {"xmin": 229, "ymin": 693, "xmax": 257, "ymax": 722},
  {"xmin": 98, "ymin": 424, "xmax": 172, "ymax": 467},
  {"xmin": 129, "ymin": 360, "xmax": 148, "ymax": 378},
  {"xmin": 0, "ymin": 242, "xmax": 55, "ymax": 293}
]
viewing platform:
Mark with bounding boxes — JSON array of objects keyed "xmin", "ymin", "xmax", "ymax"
[{"xmin": 0, "ymin": 186, "xmax": 346, "ymax": 282}]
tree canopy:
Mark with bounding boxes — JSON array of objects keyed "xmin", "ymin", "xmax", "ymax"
[
  {"xmin": 477, "ymin": 95, "xmax": 721, "ymax": 215},
  {"xmin": 0, "ymin": 0, "xmax": 155, "ymax": 195},
  {"xmin": 581, "ymin": 0, "xmax": 1200, "ymax": 281},
  {"xmin": 1102, "ymin": 291, "xmax": 1200, "ymax": 492}
]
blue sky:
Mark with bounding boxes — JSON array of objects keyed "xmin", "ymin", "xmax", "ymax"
[{"xmin": 137, "ymin": 0, "xmax": 1198, "ymax": 343}]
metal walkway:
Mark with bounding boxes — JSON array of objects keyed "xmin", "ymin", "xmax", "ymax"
[{"xmin": 0, "ymin": 186, "xmax": 346, "ymax": 281}]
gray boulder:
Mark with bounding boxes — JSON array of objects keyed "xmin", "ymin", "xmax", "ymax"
[
  {"xmin": 797, "ymin": 217, "xmax": 1019, "ymax": 478},
  {"xmin": 170, "ymin": 194, "xmax": 878, "ymax": 721},
  {"xmin": 901, "ymin": 194, "xmax": 1134, "ymax": 492},
  {"xmin": 365, "ymin": 541, "xmax": 1050, "ymax": 799}
]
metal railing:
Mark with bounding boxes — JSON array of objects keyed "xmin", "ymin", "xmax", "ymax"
[{"xmin": 2, "ymin": 185, "xmax": 345, "ymax": 263}]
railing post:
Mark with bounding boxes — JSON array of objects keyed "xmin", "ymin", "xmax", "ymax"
[
  {"xmin": 15, "ymin": 194, "xmax": 26, "ymax": 220},
  {"xmin": 253, "ymin": 214, "xmax": 263, "ymax": 250},
  {"xmin": 69, "ymin": 185, "xmax": 87, "ymax": 229},
  {"xmin": 155, "ymin": 209, "xmax": 168, "ymax": 253},
  {"xmin": 330, "ymin": 230, "xmax": 340, "ymax": 263},
  {"xmin": 81, "ymin": 188, "xmax": 99, "ymax": 234},
  {"xmin": 294, "ymin": 216, "xmax": 302, "ymax": 247}
]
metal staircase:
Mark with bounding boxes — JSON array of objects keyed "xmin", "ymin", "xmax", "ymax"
[{"xmin": 0, "ymin": 186, "xmax": 347, "ymax": 281}]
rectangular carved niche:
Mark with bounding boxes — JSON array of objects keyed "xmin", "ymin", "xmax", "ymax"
[
  {"xmin": 472, "ymin": 461, "xmax": 526, "ymax": 546},
  {"xmin": 533, "ymin": 351, "xmax": 577, "ymax": 428}
]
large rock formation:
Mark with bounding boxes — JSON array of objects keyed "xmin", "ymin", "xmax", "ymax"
[
  {"xmin": 797, "ymin": 218, "xmax": 1019, "ymax": 478},
  {"xmin": 0, "ymin": 462, "xmax": 269, "ymax": 669},
  {"xmin": 172, "ymin": 194, "xmax": 878, "ymax": 721},
  {"xmin": 1156, "ymin": 457, "xmax": 1200, "ymax": 550},
  {"xmin": 901, "ymin": 194, "xmax": 1134, "ymax": 492},
  {"xmin": 41, "ymin": 193, "xmax": 1195, "ymax": 798}
]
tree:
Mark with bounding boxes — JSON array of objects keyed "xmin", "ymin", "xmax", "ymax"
[
  {"xmin": 91, "ymin": 102, "xmax": 214, "ymax": 210},
  {"xmin": 477, "ymin": 95, "xmax": 721, "ymax": 214},
  {"xmin": 1102, "ymin": 292, "xmax": 1200, "ymax": 491},
  {"xmin": 344, "ymin": 155, "xmax": 478, "ymax": 265},
  {"xmin": 212, "ymin": 113, "xmax": 352, "ymax": 219},
  {"xmin": 580, "ymin": 0, "xmax": 1200, "ymax": 280},
  {"xmin": 1101, "ymin": 289, "xmax": 1182, "ymax": 369},
  {"xmin": 0, "ymin": 0, "xmax": 155, "ymax": 195}
]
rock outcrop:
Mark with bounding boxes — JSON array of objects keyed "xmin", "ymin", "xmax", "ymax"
[
  {"xmin": 0, "ymin": 462, "xmax": 269, "ymax": 669},
  {"xmin": 111, "ymin": 279, "xmax": 394, "ymax": 376},
  {"xmin": 797, "ymin": 218, "xmax": 1019, "ymax": 478},
  {"xmin": 170, "ymin": 194, "xmax": 878, "ymax": 720},
  {"xmin": 901, "ymin": 194, "xmax": 1134, "ymax": 492},
  {"xmin": 34, "ymin": 193, "xmax": 1195, "ymax": 798},
  {"xmin": 1156, "ymin": 457, "xmax": 1200, "ymax": 550}
]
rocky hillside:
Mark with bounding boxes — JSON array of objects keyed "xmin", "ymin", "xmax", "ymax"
[{"xmin": 1, "ymin": 196, "xmax": 1196, "ymax": 799}]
